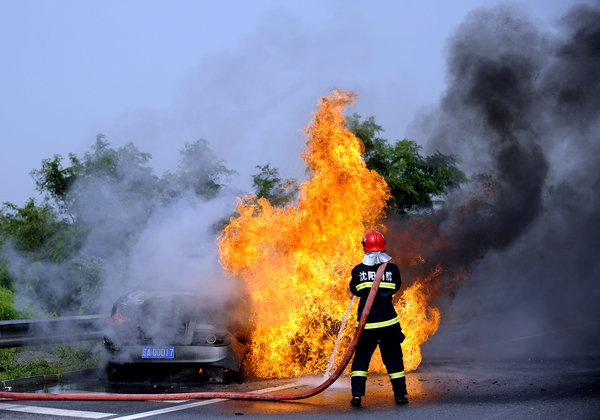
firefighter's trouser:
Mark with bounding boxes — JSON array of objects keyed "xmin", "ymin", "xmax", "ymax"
[{"xmin": 350, "ymin": 322, "xmax": 407, "ymax": 397}]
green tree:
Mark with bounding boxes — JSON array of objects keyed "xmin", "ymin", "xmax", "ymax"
[
  {"xmin": 31, "ymin": 135, "xmax": 160, "ymax": 222},
  {"xmin": 0, "ymin": 264, "xmax": 11, "ymax": 290},
  {"xmin": 0, "ymin": 287, "xmax": 18, "ymax": 320},
  {"xmin": 30, "ymin": 154, "xmax": 80, "ymax": 221},
  {"xmin": 0, "ymin": 199, "xmax": 97, "ymax": 315},
  {"xmin": 161, "ymin": 139, "xmax": 235, "ymax": 201},
  {"xmin": 3, "ymin": 135, "xmax": 236, "ymax": 315},
  {"xmin": 76, "ymin": 135, "xmax": 159, "ymax": 221},
  {"xmin": 346, "ymin": 114, "xmax": 387, "ymax": 162},
  {"xmin": 346, "ymin": 114, "xmax": 467, "ymax": 213},
  {"xmin": 251, "ymin": 164, "xmax": 298, "ymax": 207},
  {"xmin": 0, "ymin": 199, "xmax": 59, "ymax": 254},
  {"xmin": 0, "ymin": 199, "xmax": 86, "ymax": 265}
]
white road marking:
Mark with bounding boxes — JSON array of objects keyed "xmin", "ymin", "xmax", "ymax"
[
  {"xmin": 152, "ymin": 398, "xmax": 190, "ymax": 403},
  {"xmin": 0, "ymin": 402, "xmax": 115, "ymax": 418},
  {"xmin": 110, "ymin": 383, "xmax": 299, "ymax": 420},
  {"xmin": 110, "ymin": 398, "xmax": 230, "ymax": 420}
]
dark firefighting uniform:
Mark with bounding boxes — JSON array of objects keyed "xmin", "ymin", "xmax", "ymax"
[{"xmin": 349, "ymin": 262, "xmax": 407, "ymax": 397}]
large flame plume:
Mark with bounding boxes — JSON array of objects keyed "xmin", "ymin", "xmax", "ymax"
[{"xmin": 218, "ymin": 90, "xmax": 440, "ymax": 377}]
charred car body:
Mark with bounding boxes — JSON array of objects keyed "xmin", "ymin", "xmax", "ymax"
[{"xmin": 103, "ymin": 290, "xmax": 248, "ymax": 383}]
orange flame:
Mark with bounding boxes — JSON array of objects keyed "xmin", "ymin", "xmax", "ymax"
[{"xmin": 218, "ymin": 90, "xmax": 440, "ymax": 377}]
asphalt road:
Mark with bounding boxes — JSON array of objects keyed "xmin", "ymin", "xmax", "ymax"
[{"xmin": 0, "ymin": 355, "xmax": 598, "ymax": 419}]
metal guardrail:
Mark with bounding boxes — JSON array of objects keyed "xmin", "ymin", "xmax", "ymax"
[{"xmin": 0, "ymin": 315, "xmax": 109, "ymax": 348}]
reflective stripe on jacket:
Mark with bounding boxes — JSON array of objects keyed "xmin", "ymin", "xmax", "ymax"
[
  {"xmin": 349, "ymin": 262, "xmax": 402, "ymax": 327},
  {"xmin": 356, "ymin": 316, "xmax": 399, "ymax": 329}
]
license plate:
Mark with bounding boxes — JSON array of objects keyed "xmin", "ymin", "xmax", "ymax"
[{"xmin": 141, "ymin": 346, "xmax": 175, "ymax": 359}]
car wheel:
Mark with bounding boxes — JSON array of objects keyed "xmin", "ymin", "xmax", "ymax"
[
  {"xmin": 106, "ymin": 362, "xmax": 123, "ymax": 382},
  {"xmin": 205, "ymin": 366, "xmax": 227, "ymax": 383}
]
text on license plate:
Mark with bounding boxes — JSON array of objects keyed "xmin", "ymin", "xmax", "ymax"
[{"xmin": 142, "ymin": 347, "xmax": 175, "ymax": 359}]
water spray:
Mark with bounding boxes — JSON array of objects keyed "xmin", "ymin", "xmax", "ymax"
[
  {"xmin": 324, "ymin": 296, "xmax": 356, "ymax": 378},
  {"xmin": 0, "ymin": 263, "xmax": 387, "ymax": 401}
]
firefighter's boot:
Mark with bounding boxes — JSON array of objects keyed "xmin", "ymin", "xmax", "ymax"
[{"xmin": 395, "ymin": 394, "xmax": 409, "ymax": 405}]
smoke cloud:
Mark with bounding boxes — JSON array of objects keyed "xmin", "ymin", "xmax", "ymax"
[
  {"xmin": 3, "ymin": 139, "xmax": 247, "ymax": 334},
  {"xmin": 396, "ymin": 3, "xmax": 600, "ymax": 360}
]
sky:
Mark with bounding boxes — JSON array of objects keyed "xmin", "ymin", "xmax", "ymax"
[{"xmin": 0, "ymin": 0, "xmax": 588, "ymax": 206}]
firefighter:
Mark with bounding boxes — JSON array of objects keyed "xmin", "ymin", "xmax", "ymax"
[{"xmin": 349, "ymin": 229, "xmax": 408, "ymax": 407}]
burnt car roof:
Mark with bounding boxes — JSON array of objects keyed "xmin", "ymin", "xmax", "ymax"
[{"xmin": 112, "ymin": 290, "xmax": 229, "ymax": 328}]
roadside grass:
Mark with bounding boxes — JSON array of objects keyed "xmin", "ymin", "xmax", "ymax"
[
  {"xmin": 0, "ymin": 342, "xmax": 101, "ymax": 380},
  {"xmin": 0, "ymin": 286, "xmax": 102, "ymax": 380}
]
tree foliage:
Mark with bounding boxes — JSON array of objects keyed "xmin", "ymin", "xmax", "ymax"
[
  {"xmin": 0, "ymin": 198, "xmax": 99, "ymax": 315},
  {"xmin": 251, "ymin": 164, "xmax": 298, "ymax": 207},
  {"xmin": 346, "ymin": 113, "xmax": 467, "ymax": 213},
  {"xmin": 247, "ymin": 114, "xmax": 465, "ymax": 213},
  {"xmin": 161, "ymin": 139, "xmax": 235, "ymax": 201},
  {"xmin": 30, "ymin": 154, "xmax": 79, "ymax": 220},
  {"xmin": 1, "ymin": 135, "xmax": 233, "ymax": 316},
  {"xmin": 0, "ymin": 199, "xmax": 75, "ymax": 259},
  {"xmin": 0, "ymin": 288, "xmax": 18, "ymax": 320}
]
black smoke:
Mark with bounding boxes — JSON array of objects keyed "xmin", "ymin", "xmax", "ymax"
[{"xmin": 388, "ymin": 3, "xmax": 600, "ymax": 359}]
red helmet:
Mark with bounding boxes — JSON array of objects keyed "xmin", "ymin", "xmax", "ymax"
[{"xmin": 362, "ymin": 230, "xmax": 386, "ymax": 252}]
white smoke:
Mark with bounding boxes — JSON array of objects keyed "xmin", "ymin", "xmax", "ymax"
[{"xmin": 4, "ymin": 138, "xmax": 244, "ymax": 318}]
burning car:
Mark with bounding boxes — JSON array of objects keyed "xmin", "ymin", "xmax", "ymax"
[{"xmin": 102, "ymin": 290, "xmax": 248, "ymax": 383}]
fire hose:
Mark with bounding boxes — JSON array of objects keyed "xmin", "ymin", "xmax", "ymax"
[{"xmin": 0, "ymin": 263, "xmax": 387, "ymax": 401}]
